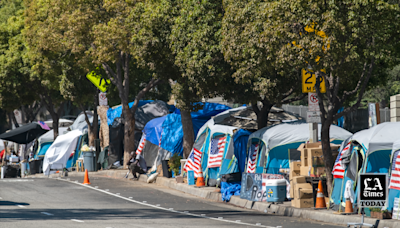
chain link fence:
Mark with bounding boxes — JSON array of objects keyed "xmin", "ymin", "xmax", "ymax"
[{"xmin": 281, "ymin": 105, "xmax": 391, "ymax": 133}]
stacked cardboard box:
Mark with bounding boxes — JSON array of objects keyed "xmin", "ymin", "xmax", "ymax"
[
  {"xmin": 297, "ymin": 142, "xmax": 340, "ymax": 177},
  {"xmin": 289, "ymin": 161, "xmax": 301, "ymax": 180},
  {"xmin": 290, "ymin": 176, "xmax": 314, "ymax": 208}
]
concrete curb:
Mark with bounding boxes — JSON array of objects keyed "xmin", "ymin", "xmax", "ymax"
[{"xmin": 36, "ymin": 170, "xmax": 400, "ymax": 228}]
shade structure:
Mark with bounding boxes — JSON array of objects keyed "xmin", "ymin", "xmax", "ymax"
[{"xmin": 0, "ymin": 122, "xmax": 50, "ymax": 144}]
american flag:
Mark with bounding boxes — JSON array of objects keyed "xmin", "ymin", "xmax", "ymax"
[
  {"xmin": 247, "ymin": 144, "xmax": 259, "ymax": 173},
  {"xmin": 389, "ymin": 151, "xmax": 400, "ymax": 190},
  {"xmin": 135, "ymin": 134, "xmax": 146, "ymax": 155},
  {"xmin": 332, "ymin": 142, "xmax": 351, "ymax": 179},
  {"xmin": 184, "ymin": 148, "xmax": 202, "ymax": 177},
  {"xmin": 208, "ymin": 137, "xmax": 226, "ymax": 168}
]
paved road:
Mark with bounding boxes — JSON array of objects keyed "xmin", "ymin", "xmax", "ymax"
[{"xmin": 0, "ymin": 176, "xmax": 343, "ymax": 228}]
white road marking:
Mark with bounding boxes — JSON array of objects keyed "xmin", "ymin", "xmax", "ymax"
[
  {"xmin": 71, "ymin": 219, "xmax": 84, "ymax": 223},
  {"xmin": 17, "ymin": 205, "xmax": 26, "ymax": 208},
  {"xmin": 0, "ymin": 179, "xmax": 34, "ymax": 182},
  {"xmin": 0, "ymin": 197, "xmax": 2, "ymax": 199},
  {"xmin": 41, "ymin": 212, "xmax": 54, "ymax": 216},
  {"xmin": 56, "ymin": 178, "xmax": 274, "ymax": 228}
]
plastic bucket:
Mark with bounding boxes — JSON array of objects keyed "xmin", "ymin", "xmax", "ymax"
[{"xmin": 83, "ymin": 151, "xmax": 95, "ymax": 172}]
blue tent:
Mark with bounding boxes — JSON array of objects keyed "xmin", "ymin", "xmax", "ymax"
[
  {"xmin": 234, "ymin": 129, "xmax": 252, "ymax": 174},
  {"xmin": 387, "ymin": 139, "xmax": 400, "ymax": 211}
]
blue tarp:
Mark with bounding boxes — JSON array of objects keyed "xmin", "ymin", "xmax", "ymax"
[
  {"xmin": 221, "ymin": 181, "xmax": 241, "ymax": 202},
  {"xmin": 144, "ymin": 102, "xmax": 231, "ymax": 155},
  {"xmin": 233, "ymin": 129, "xmax": 251, "ymax": 174},
  {"xmin": 143, "ymin": 116, "xmax": 167, "ymax": 146},
  {"xmin": 107, "ymin": 100, "xmax": 153, "ymax": 125},
  {"xmin": 34, "ymin": 142, "xmax": 52, "ymax": 159}
]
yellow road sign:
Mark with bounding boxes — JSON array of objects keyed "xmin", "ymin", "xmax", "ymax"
[
  {"xmin": 302, "ymin": 69, "xmax": 326, "ymax": 93},
  {"xmin": 86, "ymin": 71, "xmax": 110, "ymax": 92}
]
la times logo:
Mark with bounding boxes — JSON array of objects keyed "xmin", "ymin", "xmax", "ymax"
[
  {"xmin": 363, "ymin": 177, "xmax": 384, "ymax": 197},
  {"xmin": 359, "ymin": 174, "xmax": 387, "ymax": 207}
]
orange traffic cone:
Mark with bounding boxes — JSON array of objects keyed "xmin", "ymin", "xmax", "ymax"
[
  {"xmin": 315, "ymin": 180, "xmax": 326, "ymax": 209},
  {"xmin": 345, "ymin": 198, "xmax": 353, "ymax": 213},
  {"xmin": 83, "ymin": 169, "xmax": 91, "ymax": 185},
  {"xmin": 196, "ymin": 168, "xmax": 205, "ymax": 187}
]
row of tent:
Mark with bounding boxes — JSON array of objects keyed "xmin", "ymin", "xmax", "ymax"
[{"xmin": 330, "ymin": 122, "xmax": 400, "ymax": 212}]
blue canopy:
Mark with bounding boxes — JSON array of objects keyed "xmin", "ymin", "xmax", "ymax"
[
  {"xmin": 107, "ymin": 100, "xmax": 153, "ymax": 125},
  {"xmin": 143, "ymin": 115, "xmax": 167, "ymax": 146}
]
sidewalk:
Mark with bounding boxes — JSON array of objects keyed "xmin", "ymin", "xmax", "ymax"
[{"xmin": 39, "ymin": 170, "xmax": 400, "ymax": 228}]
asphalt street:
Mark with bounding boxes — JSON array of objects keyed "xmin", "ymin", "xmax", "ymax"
[{"xmin": 0, "ymin": 176, "xmax": 343, "ymax": 228}]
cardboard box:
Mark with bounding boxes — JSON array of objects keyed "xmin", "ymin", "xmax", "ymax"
[
  {"xmin": 300, "ymin": 166, "xmax": 311, "ymax": 176},
  {"xmin": 289, "ymin": 170, "xmax": 301, "ymax": 180},
  {"xmin": 290, "ymin": 161, "xmax": 301, "ymax": 171},
  {"xmin": 290, "ymin": 183, "xmax": 294, "ymax": 198},
  {"xmin": 291, "ymin": 176, "xmax": 307, "ymax": 184},
  {"xmin": 292, "ymin": 198, "xmax": 314, "ymax": 208},
  {"xmin": 294, "ymin": 188, "xmax": 313, "ymax": 199}
]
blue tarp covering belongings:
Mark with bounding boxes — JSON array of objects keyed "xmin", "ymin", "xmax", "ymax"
[
  {"xmin": 247, "ymin": 123, "xmax": 352, "ymax": 174},
  {"xmin": 140, "ymin": 102, "xmax": 231, "ymax": 170},
  {"xmin": 221, "ymin": 181, "xmax": 241, "ymax": 202},
  {"xmin": 329, "ymin": 122, "xmax": 400, "ymax": 212}
]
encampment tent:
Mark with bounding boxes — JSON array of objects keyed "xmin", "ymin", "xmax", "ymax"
[
  {"xmin": 140, "ymin": 103, "xmax": 231, "ymax": 170},
  {"xmin": 42, "ymin": 130, "xmax": 82, "ymax": 175},
  {"xmin": 388, "ymin": 139, "xmax": 400, "ymax": 211},
  {"xmin": 69, "ymin": 111, "xmax": 94, "ymax": 132},
  {"xmin": 330, "ymin": 122, "xmax": 400, "ymax": 211},
  {"xmin": 246, "ymin": 123, "xmax": 352, "ymax": 174}
]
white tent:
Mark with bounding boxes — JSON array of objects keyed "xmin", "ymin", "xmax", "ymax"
[
  {"xmin": 349, "ymin": 122, "xmax": 400, "ymax": 156},
  {"xmin": 248, "ymin": 123, "xmax": 352, "ymax": 151},
  {"xmin": 43, "ymin": 130, "xmax": 82, "ymax": 175}
]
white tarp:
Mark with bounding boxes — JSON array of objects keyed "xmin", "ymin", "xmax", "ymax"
[
  {"xmin": 350, "ymin": 122, "xmax": 400, "ymax": 156},
  {"xmin": 43, "ymin": 130, "xmax": 82, "ymax": 175},
  {"xmin": 248, "ymin": 123, "xmax": 353, "ymax": 152}
]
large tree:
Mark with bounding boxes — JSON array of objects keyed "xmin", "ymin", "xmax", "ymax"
[
  {"xmin": 267, "ymin": 0, "xmax": 400, "ymax": 191},
  {"xmin": 25, "ymin": 0, "xmax": 165, "ymax": 167},
  {"xmin": 221, "ymin": 0, "xmax": 306, "ymax": 130}
]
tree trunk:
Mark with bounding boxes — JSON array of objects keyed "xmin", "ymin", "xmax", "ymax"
[
  {"xmin": 321, "ymin": 119, "xmax": 335, "ymax": 194},
  {"xmin": 84, "ymin": 91, "xmax": 99, "ymax": 147},
  {"xmin": 9, "ymin": 111, "xmax": 19, "ymax": 128},
  {"xmin": 181, "ymin": 110, "xmax": 194, "ymax": 159},
  {"xmin": 252, "ymin": 101, "xmax": 273, "ymax": 130},
  {"xmin": 123, "ymin": 103, "xmax": 136, "ymax": 168}
]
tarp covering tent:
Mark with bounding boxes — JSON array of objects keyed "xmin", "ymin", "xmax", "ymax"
[
  {"xmin": 247, "ymin": 123, "xmax": 352, "ymax": 174},
  {"xmin": 388, "ymin": 139, "xmax": 400, "ymax": 211},
  {"xmin": 34, "ymin": 127, "xmax": 69, "ymax": 159},
  {"xmin": 106, "ymin": 101, "xmax": 170, "ymax": 166},
  {"xmin": 215, "ymin": 106, "xmax": 303, "ymax": 131},
  {"xmin": 107, "ymin": 100, "xmax": 153, "ymax": 125},
  {"xmin": 43, "ymin": 130, "xmax": 82, "ymax": 175},
  {"xmin": 141, "ymin": 102, "xmax": 231, "ymax": 169},
  {"xmin": 330, "ymin": 122, "xmax": 400, "ymax": 211},
  {"xmin": 69, "ymin": 111, "xmax": 94, "ymax": 132}
]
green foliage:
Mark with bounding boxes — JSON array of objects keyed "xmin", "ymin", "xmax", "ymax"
[{"xmin": 168, "ymin": 153, "xmax": 183, "ymax": 175}]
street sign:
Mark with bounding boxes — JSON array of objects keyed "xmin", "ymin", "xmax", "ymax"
[
  {"xmin": 99, "ymin": 92, "xmax": 108, "ymax": 106},
  {"xmin": 302, "ymin": 69, "xmax": 326, "ymax": 93},
  {"xmin": 307, "ymin": 111, "xmax": 321, "ymax": 123},
  {"xmin": 86, "ymin": 71, "xmax": 110, "ymax": 92},
  {"xmin": 359, "ymin": 173, "xmax": 388, "ymax": 207},
  {"xmin": 308, "ymin": 93, "xmax": 320, "ymax": 112}
]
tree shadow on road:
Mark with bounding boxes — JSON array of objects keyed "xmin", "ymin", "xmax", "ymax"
[{"xmin": 0, "ymin": 201, "xmax": 30, "ymax": 206}]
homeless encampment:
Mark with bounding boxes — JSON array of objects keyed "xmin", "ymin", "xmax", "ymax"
[{"xmin": 330, "ymin": 122, "xmax": 400, "ymax": 211}]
